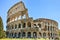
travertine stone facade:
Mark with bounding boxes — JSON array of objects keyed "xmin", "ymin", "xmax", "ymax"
[{"xmin": 6, "ymin": 1, "xmax": 59, "ymax": 39}]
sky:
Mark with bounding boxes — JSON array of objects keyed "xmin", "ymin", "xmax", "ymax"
[{"xmin": 0, "ymin": 0, "xmax": 60, "ymax": 31}]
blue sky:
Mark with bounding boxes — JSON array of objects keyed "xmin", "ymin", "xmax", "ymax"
[{"xmin": 0, "ymin": 0, "xmax": 60, "ymax": 31}]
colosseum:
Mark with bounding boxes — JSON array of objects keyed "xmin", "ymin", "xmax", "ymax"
[{"xmin": 6, "ymin": 1, "xmax": 59, "ymax": 39}]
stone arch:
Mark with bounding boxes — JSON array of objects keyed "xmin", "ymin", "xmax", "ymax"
[
  {"xmin": 18, "ymin": 32, "xmax": 21, "ymax": 38},
  {"xmin": 27, "ymin": 22, "xmax": 31, "ymax": 27},
  {"xmin": 23, "ymin": 23, "xmax": 26, "ymax": 28},
  {"xmin": 38, "ymin": 23, "xmax": 41, "ymax": 28},
  {"xmin": 14, "ymin": 33, "xmax": 17, "ymax": 38},
  {"xmin": 11, "ymin": 33, "xmax": 13, "ymax": 38},
  {"xmin": 22, "ymin": 32, "xmax": 26, "ymax": 37},
  {"xmin": 48, "ymin": 26, "xmax": 49, "ymax": 31},
  {"xmin": 43, "ymin": 32, "xmax": 46, "ymax": 38},
  {"xmin": 11, "ymin": 25, "xmax": 13, "ymax": 29},
  {"xmin": 34, "ymin": 24, "xmax": 37, "ymax": 28},
  {"xmin": 39, "ymin": 32, "xmax": 42, "ymax": 37},
  {"xmin": 27, "ymin": 32, "xmax": 31, "ymax": 38},
  {"xmin": 18, "ymin": 23, "xmax": 21, "ymax": 28},
  {"xmin": 45, "ymin": 25, "xmax": 47, "ymax": 31},
  {"xmin": 15, "ymin": 24, "xmax": 17, "ymax": 29},
  {"xmin": 33, "ymin": 32, "xmax": 37, "ymax": 38}
]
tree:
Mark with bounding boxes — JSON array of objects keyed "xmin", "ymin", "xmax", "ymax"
[{"xmin": 0, "ymin": 16, "xmax": 6, "ymax": 38}]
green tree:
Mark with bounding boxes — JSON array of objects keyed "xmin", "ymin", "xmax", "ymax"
[{"xmin": 0, "ymin": 16, "xmax": 6, "ymax": 38}]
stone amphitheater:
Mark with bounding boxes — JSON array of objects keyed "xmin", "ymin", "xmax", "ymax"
[{"xmin": 6, "ymin": 1, "xmax": 59, "ymax": 40}]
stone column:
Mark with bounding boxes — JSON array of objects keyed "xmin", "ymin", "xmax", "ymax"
[
  {"xmin": 47, "ymin": 24, "xmax": 48, "ymax": 31},
  {"xmin": 17, "ymin": 33, "xmax": 18, "ymax": 38},
  {"xmin": 13, "ymin": 25, "xmax": 15, "ymax": 30},
  {"xmin": 17, "ymin": 24, "xmax": 18, "ymax": 29},
  {"xmin": 41, "ymin": 32, "xmax": 43, "ymax": 38},
  {"xmin": 31, "ymin": 32, "xmax": 33, "ymax": 38},
  {"xmin": 26, "ymin": 32, "xmax": 27, "ymax": 38},
  {"xmin": 37, "ymin": 32, "xmax": 39, "ymax": 38},
  {"xmin": 21, "ymin": 22, "xmax": 22, "ymax": 29},
  {"xmin": 14, "ymin": 17, "xmax": 15, "ymax": 21},
  {"xmin": 26, "ymin": 22, "xmax": 27, "ymax": 28},
  {"xmin": 21, "ymin": 13, "xmax": 23, "ymax": 29},
  {"xmin": 46, "ymin": 32, "xmax": 48, "ymax": 38},
  {"xmin": 31, "ymin": 22, "xmax": 33, "ymax": 28}
]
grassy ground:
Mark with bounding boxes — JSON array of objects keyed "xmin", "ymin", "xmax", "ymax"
[{"xmin": 0, "ymin": 38, "xmax": 49, "ymax": 40}]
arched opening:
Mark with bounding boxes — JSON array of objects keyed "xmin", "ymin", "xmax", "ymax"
[
  {"xmin": 33, "ymin": 32, "xmax": 37, "ymax": 38},
  {"xmin": 48, "ymin": 33, "xmax": 50, "ymax": 36},
  {"xmin": 39, "ymin": 32, "xmax": 42, "ymax": 37},
  {"xmin": 34, "ymin": 24, "xmax": 37, "ymax": 27},
  {"xmin": 43, "ymin": 32, "xmax": 46, "ymax": 38},
  {"xmin": 18, "ymin": 32, "xmax": 21, "ymax": 38},
  {"xmin": 48, "ymin": 26, "xmax": 49, "ymax": 31},
  {"xmin": 19, "ymin": 23, "xmax": 21, "ymax": 28},
  {"xmin": 14, "ymin": 33, "xmax": 17, "ymax": 38},
  {"xmin": 11, "ymin": 33, "xmax": 13, "ymax": 37},
  {"xmin": 27, "ymin": 22, "xmax": 31, "ymax": 27},
  {"xmin": 12, "ymin": 25, "xmax": 13, "ymax": 29},
  {"xmin": 50, "ymin": 26, "xmax": 52, "ymax": 31},
  {"xmin": 45, "ymin": 25, "xmax": 47, "ymax": 31},
  {"xmin": 22, "ymin": 32, "xmax": 26, "ymax": 37},
  {"xmin": 48, "ymin": 33, "xmax": 50, "ymax": 37},
  {"xmin": 23, "ymin": 23, "xmax": 26, "ymax": 28},
  {"xmin": 53, "ymin": 27, "xmax": 54, "ymax": 31},
  {"xmin": 55, "ymin": 37, "xmax": 59, "ymax": 40},
  {"xmin": 50, "ymin": 33, "xmax": 52, "ymax": 37},
  {"xmin": 38, "ymin": 24, "xmax": 41, "ymax": 28},
  {"xmin": 27, "ymin": 32, "xmax": 31, "ymax": 38},
  {"xmin": 15, "ymin": 24, "xmax": 17, "ymax": 29}
]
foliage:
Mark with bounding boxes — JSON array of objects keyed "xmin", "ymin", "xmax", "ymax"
[
  {"xmin": 0, "ymin": 16, "xmax": 6, "ymax": 38},
  {"xmin": 0, "ymin": 38, "xmax": 49, "ymax": 40}
]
